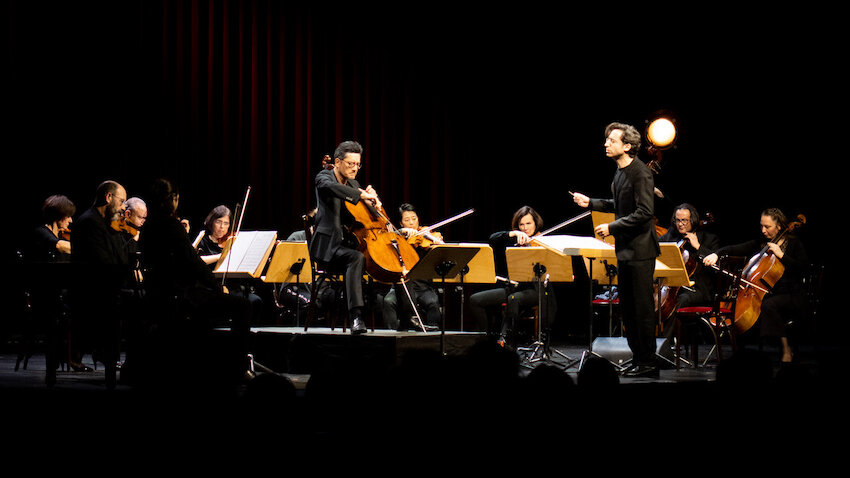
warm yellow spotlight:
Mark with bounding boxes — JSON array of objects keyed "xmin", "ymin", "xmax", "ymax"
[{"xmin": 646, "ymin": 117, "xmax": 677, "ymax": 149}]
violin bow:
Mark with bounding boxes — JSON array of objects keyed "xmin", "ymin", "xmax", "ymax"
[
  {"xmin": 221, "ymin": 186, "xmax": 251, "ymax": 287},
  {"xmin": 537, "ymin": 210, "xmax": 592, "ymax": 237},
  {"xmin": 413, "ymin": 208, "xmax": 475, "ymax": 236}
]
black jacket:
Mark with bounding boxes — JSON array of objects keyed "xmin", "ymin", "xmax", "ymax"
[
  {"xmin": 589, "ymin": 158, "xmax": 660, "ymax": 261},
  {"xmin": 309, "ymin": 168, "xmax": 362, "ymax": 263}
]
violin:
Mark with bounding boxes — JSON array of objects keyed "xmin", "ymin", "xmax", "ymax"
[
  {"xmin": 731, "ymin": 214, "xmax": 806, "ymax": 334},
  {"xmin": 406, "ymin": 229, "xmax": 443, "ymax": 249},
  {"xmin": 111, "ymin": 217, "xmax": 140, "ymax": 236},
  {"xmin": 58, "ymin": 225, "xmax": 72, "ymax": 241}
]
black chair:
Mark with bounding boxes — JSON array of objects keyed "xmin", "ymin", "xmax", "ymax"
[
  {"xmin": 673, "ymin": 255, "xmax": 746, "ymax": 370},
  {"xmin": 301, "ymin": 214, "xmax": 357, "ymax": 332}
]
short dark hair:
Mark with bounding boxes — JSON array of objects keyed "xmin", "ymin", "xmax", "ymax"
[
  {"xmin": 511, "ymin": 206, "xmax": 543, "ymax": 235},
  {"xmin": 42, "ymin": 195, "xmax": 76, "ymax": 223},
  {"xmin": 148, "ymin": 178, "xmax": 180, "ymax": 217},
  {"xmin": 334, "ymin": 140, "xmax": 363, "ymax": 161},
  {"xmin": 605, "ymin": 122, "xmax": 641, "ymax": 157}
]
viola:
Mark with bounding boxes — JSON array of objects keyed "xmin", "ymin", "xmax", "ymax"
[
  {"xmin": 731, "ymin": 214, "xmax": 806, "ymax": 334},
  {"xmin": 58, "ymin": 226, "xmax": 72, "ymax": 241}
]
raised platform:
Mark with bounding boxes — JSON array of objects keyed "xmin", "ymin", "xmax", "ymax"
[{"xmin": 247, "ymin": 326, "xmax": 488, "ymax": 375}]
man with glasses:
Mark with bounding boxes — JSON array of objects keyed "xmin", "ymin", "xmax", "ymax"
[
  {"xmin": 310, "ymin": 140, "xmax": 380, "ymax": 335},
  {"xmin": 70, "ymin": 180, "xmax": 131, "ymax": 387},
  {"xmin": 657, "ymin": 203, "xmax": 720, "ymax": 339}
]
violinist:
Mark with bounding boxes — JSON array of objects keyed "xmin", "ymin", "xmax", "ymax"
[
  {"xmin": 310, "ymin": 140, "xmax": 378, "ymax": 335},
  {"xmin": 138, "ymin": 178, "xmax": 254, "ymax": 385},
  {"xmin": 573, "ymin": 122, "xmax": 660, "ymax": 378},
  {"xmin": 28, "ymin": 195, "xmax": 81, "ymax": 378},
  {"xmin": 31, "ymin": 194, "xmax": 75, "ymax": 262},
  {"xmin": 197, "ymin": 205, "xmax": 232, "ymax": 265},
  {"xmin": 383, "ymin": 203, "xmax": 442, "ymax": 331},
  {"xmin": 657, "ymin": 203, "xmax": 720, "ymax": 336},
  {"xmin": 69, "ymin": 180, "xmax": 131, "ymax": 386},
  {"xmin": 114, "ymin": 197, "xmax": 147, "ymax": 275},
  {"xmin": 703, "ymin": 208, "xmax": 808, "ymax": 364},
  {"xmin": 469, "ymin": 206, "xmax": 555, "ymax": 347},
  {"xmin": 196, "ymin": 204, "xmax": 264, "ymax": 324}
]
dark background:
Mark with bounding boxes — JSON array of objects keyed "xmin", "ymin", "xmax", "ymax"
[{"xmin": 3, "ymin": 2, "xmax": 844, "ymax": 342}]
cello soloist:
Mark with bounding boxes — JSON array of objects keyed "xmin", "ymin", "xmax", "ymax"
[
  {"xmin": 310, "ymin": 140, "xmax": 380, "ymax": 335},
  {"xmin": 702, "ymin": 208, "xmax": 809, "ymax": 364}
]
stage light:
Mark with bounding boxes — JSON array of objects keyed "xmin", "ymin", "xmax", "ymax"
[{"xmin": 646, "ymin": 117, "xmax": 677, "ymax": 149}]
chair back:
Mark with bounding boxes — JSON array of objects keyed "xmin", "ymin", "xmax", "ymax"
[{"xmin": 711, "ymin": 255, "xmax": 746, "ymax": 321}]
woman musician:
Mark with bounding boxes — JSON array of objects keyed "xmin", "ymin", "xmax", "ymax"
[
  {"xmin": 469, "ymin": 205, "xmax": 556, "ymax": 347},
  {"xmin": 703, "ymin": 207, "xmax": 809, "ymax": 364},
  {"xmin": 196, "ymin": 204, "xmax": 264, "ymax": 324},
  {"xmin": 383, "ymin": 203, "xmax": 443, "ymax": 331}
]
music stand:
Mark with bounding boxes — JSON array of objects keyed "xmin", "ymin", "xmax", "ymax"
[
  {"xmin": 406, "ymin": 244, "xmax": 482, "ymax": 355},
  {"xmin": 432, "ymin": 243, "xmax": 495, "ymax": 331},
  {"xmin": 654, "ymin": 242, "xmax": 692, "ymax": 367},
  {"xmin": 505, "ymin": 245, "xmax": 577, "ymax": 369},
  {"xmin": 529, "ymin": 234, "xmax": 617, "ymax": 370},
  {"xmin": 263, "ymin": 240, "xmax": 313, "ymax": 327}
]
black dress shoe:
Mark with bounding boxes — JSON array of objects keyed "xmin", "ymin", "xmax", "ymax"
[
  {"xmin": 622, "ymin": 364, "xmax": 659, "ymax": 378},
  {"xmin": 351, "ymin": 318, "xmax": 367, "ymax": 335}
]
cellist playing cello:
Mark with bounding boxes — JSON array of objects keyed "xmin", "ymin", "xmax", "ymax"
[
  {"xmin": 311, "ymin": 140, "xmax": 380, "ymax": 335},
  {"xmin": 657, "ymin": 203, "xmax": 720, "ymax": 339},
  {"xmin": 703, "ymin": 208, "xmax": 809, "ymax": 364}
]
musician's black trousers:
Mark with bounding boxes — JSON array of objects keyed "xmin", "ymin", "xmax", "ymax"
[
  {"xmin": 327, "ymin": 246, "xmax": 366, "ymax": 313},
  {"xmin": 618, "ymin": 258, "xmax": 657, "ymax": 367}
]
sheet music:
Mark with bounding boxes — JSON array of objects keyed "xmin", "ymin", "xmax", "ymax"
[
  {"xmin": 216, "ymin": 230, "xmax": 278, "ymax": 274},
  {"xmin": 532, "ymin": 234, "xmax": 615, "ymax": 256}
]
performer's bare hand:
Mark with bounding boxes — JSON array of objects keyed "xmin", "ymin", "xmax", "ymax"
[
  {"xmin": 510, "ymin": 230, "xmax": 532, "ymax": 246},
  {"xmin": 594, "ymin": 223, "xmax": 609, "ymax": 238},
  {"xmin": 572, "ymin": 192, "xmax": 590, "ymax": 208}
]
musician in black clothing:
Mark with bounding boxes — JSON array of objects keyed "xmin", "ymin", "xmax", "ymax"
[
  {"xmin": 469, "ymin": 206, "xmax": 556, "ymax": 347},
  {"xmin": 138, "ymin": 178, "xmax": 254, "ymax": 387},
  {"xmin": 703, "ymin": 208, "xmax": 808, "ymax": 363},
  {"xmin": 657, "ymin": 203, "xmax": 720, "ymax": 337},
  {"xmin": 69, "ymin": 180, "xmax": 130, "ymax": 387},
  {"xmin": 27, "ymin": 195, "xmax": 79, "ymax": 379},
  {"xmin": 310, "ymin": 140, "xmax": 380, "ymax": 335},
  {"xmin": 573, "ymin": 122, "xmax": 661, "ymax": 377}
]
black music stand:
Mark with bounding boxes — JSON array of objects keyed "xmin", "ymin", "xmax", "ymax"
[
  {"xmin": 263, "ymin": 240, "xmax": 312, "ymax": 327},
  {"xmin": 506, "ymin": 246, "xmax": 577, "ymax": 369},
  {"xmin": 407, "ymin": 245, "xmax": 481, "ymax": 356}
]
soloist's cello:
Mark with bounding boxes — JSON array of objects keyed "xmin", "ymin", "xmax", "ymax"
[
  {"xmin": 732, "ymin": 214, "xmax": 806, "ymax": 334},
  {"xmin": 321, "ymin": 155, "xmax": 420, "ymax": 284}
]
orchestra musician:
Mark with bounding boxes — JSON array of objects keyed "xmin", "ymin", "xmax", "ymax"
[
  {"xmin": 69, "ymin": 180, "xmax": 131, "ymax": 387},
  {"xmin": 31, "ymin": 194, "xmax": 75, "ymax": 262},
  {"xmin": 383, "ymin": 203, "xmax": 443, "ymax": 331},
  {"xmin": 138, "ymin": 178, "xmax": 254, "ymax": 386},
  {"xmin": 657, "ymin": 203, "xmax": 720, "ymax": 337},
  {"xmin": 196, "ymin": 204, "xmax": 264, "ymax": 324},
  {"xmin": 573, "ymin": 122, "xmax": 661, "ymax": 378},
  {"xmin": 115, "ymin": 197, "xmax": 147, "ymax": 280},
  {"xmin": 310, "ymin": 140, "xmax": 378, "ymax": 335},
  {"xmin": 27, "ymin": 195, "xmax": 81, "ymax": 379},
  {"xmin": 702, "ymin": 208, "xmax": 808, "ymax": 364},
  {"xmin": 469, "ymin": 206, "xmax": 556, "ymax": 347}
]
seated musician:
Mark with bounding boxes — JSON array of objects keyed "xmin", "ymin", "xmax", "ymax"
[
  {"xmin": 138, "ymin": 178, "xmax": 254, "ymax": 386},
  {"xmin": 196, "ymin": 204, "xmax": 264, "ymax": 324},
  {"xmin": 28, "ymin": 195, "xmax": 82, "ymax": 377},
  {"xmin": 310, "ymin": 140, "xmax": 379, "ymax": 335},
  {"xmin": 657, "ymin": 203, "xmax": 720, "ymax": 337},
  {"xmin": 703, "ymin": 208, "xmax": 808, "ymax": 364},
  {"xmin": 469, "ymin": 206, "xmax": 556, "ymax": 347},
  {"xmin": 69, "ymin": 180, "xmax": 131, "ymax": 386},
  {"xmin": 383, "ymin": 202, "xmax": 443, "ymax": 331}
]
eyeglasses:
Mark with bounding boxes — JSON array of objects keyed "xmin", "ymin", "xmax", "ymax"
[
  {"xmin": 342, "ymin": 160, "xmax": 361, "ymax": 169},
  {"xmin": 674, "ymin": 218, "xmax": 691, "ymax": 224}
]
